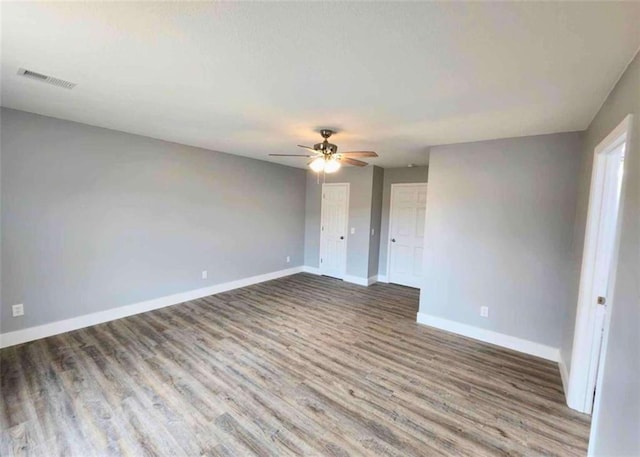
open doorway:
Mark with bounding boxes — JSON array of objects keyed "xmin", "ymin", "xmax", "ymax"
[{"xmin": 567, "ymin": 115, "xmax": 633, "ymax": 414}]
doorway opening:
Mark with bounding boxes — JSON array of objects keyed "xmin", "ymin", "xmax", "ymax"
[{"xmin": 567, "ymin": 114, "xmax": 632, "ymax": 415}]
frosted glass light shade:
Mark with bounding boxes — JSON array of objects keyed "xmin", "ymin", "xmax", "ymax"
[
  {"xmin": 324, "ymin": 158, "xmax": 341, "ymax": 173},
  {"xmin": 309, "ymin": 157, "xmax": 325, "ymax": 172}
]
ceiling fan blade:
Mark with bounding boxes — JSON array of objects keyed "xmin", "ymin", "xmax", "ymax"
[
  {"xmin": 340, "ymin": 151, "xmax": 378, "ymax": 158},
  {"xmin": 341, "ymin": 157, "xmax": 368, "ymax": 167},
  {"xmin": 297, "ymin": 145, "xmax": 319, "ymax": 153},
  {"xmin": 269, "ymin": 154, "xmax": 314, "ymax": 157}
]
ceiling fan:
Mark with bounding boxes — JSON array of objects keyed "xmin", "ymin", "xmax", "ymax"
[{"xmin": 269, "ymin": 129, "xmax": 378, "ymax": 173}]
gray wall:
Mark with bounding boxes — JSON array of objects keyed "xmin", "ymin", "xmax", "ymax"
[
  {"xmin": 419, "ymin": 133, "xmax": 582, "ymax": 348},
  {"xmin": 304, "ymin": 166, "xmax": 379, "ymax": 279},
  {"xmin": 368, "ymin": 166, "xmax": 384, "ymax": 277},
  {"xmin": 378, "ymin": 166, "xmax": 429, "ymax": 276},
  {"xmin": 569, "ymin": 52, "xmax": 639, "ymax": 457},
  {"xmin": 1, "ymin": 108, "xmax": 307, "ymax": 334}
]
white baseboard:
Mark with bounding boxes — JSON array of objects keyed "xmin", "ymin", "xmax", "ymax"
[
  {"xmin": 0, "ymin": 266, "xmax": 304, "ymax": 349},
  {"xmin": 302, "ymin": 267, "xmax": 376, "ymax": 286},
  {"xmin": 558, "ymin": 352, "xmax": 570, "ymax": 402},
  {"xmin": 343, "ymin": 275, "xmax": 367, "ymax": 286},
  {"xmin": 377, "ymin": 275, "xmax": 389, "ymax": 283},
  {"xmin": 416, "ymin": 312, "xmax": 560, "ymax": 362},
  {"xmin": 343, "ymin": 274, "xmax": 377, "ymax": 286},
  {"xmin": 302, "ymin": 265, "xmax": 321, "ymax": 275}
]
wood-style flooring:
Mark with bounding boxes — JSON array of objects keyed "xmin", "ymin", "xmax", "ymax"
[{"xmin": 1, "ymin": 273, "xmax": 590, "ymax": 456}]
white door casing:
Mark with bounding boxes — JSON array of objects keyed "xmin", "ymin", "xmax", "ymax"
[
  {"xmin": 319, "ymin": 183, "xmax": 349, "ymax": 279},
  {"xmin": 387, "ymin": 183, "xmax": 428, "ymax": 288},
  {"xmin": 568, "ymin": 114, "xmax": 632, "ymax": 419},
  {"xmin": 585, "ymin": 141, "xmax": 625, "ymax": 408}
]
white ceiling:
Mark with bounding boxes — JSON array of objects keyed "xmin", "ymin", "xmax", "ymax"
[{"xmin": 2, "ymin": 2, "xmax": 639, "ymax": 169}]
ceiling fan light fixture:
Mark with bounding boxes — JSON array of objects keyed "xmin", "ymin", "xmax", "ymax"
[
  {"xmin": 324, "ymin": 158, "xmax": 341, "ymax": 173},
  {"xmin": 309, "ymin": 157, "xmax": 326, "ymax": 172},
  {"xmin": 276, "ymin": 129, "xmax": 377, "ymax": 170}
]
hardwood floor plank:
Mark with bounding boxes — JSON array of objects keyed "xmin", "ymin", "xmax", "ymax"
[{"xmin": 1, "ymin": 273, "xmax": 590, "ymax": 456}]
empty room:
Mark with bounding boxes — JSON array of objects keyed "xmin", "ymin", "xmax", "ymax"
[{"xmin": 1, "ymin": 2, "xmax": 639, "ymax": 456}]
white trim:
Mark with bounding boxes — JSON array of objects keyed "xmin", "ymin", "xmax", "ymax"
[
  {"xmin": 558, "ymin": 352, "xmax": 570, "ymax": 400},
  {"xmin": 386, "ymin": 183, "xmax": 428, "ymax": 287},
  {"xmin": 343, "ymin": 275, "xmax": 369, "ymax": 286},
  {"xmin": 0, "ymin": 267, "xmax": 303, "ymax": 349},
  {"xmin": 588, "ymin": 282, "xmax": 619, "ymax": 456},
  {"xmin": 304, "ymin": 267, "xmax": 375, "ymax": 286},
  {"xmin": 567, "ymin": 114, "xmax": 632, "ymax": 413},
  {"xmin": 319, "ymin": 183, "xmax": 350, "ymax": 279},
  {"xmin": 416, "ymin": 312, "xmax": 559, "ymax": 362},
  {"xmin": 377, "ymin": 274, "xmax": 389, "ymax": 283},
  {"xmin": 302, "ymin": 265, "xmax": 321, "ymax": 275},
  {"xmin": 588, "ymin": 115, "xmax": 635, "ymax": 456}
]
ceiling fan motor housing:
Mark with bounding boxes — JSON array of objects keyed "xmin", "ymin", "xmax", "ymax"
[
  {"xmin": 314, "ymin": 141, "xmax": 338, "ymax": 155},
  {"xmin": 314, "ymin": 129, "xmax": 338, "ymax": 155}
]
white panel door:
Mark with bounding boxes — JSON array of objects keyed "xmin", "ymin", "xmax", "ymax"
[
  {"xmin": 320, "ymin": 183, "xmax": 349, "ymax": 279},
  {"xmin": 388, "ymin": 184, "xmax": 427, "ymax": 288}
]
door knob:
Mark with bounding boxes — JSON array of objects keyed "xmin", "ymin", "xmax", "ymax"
[
  {"xmin": 391, "ymin": 238, "xmax": 396, "ymax": 242},
  {"xmin": 340, "ymin": 236, "xmax": 344, "ymax": 240}
]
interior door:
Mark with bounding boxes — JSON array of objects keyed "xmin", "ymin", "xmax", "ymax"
[
  {"xmin": 388, "ymin": 184, "xmax": 427, "ymax": 288},
  {"xmin": 586, "ymin": 141, "xmax": 625, "ymax": 410},
  {"xmin": 320, "ymin": 183, "xmax": 349, "ymax": 279}
]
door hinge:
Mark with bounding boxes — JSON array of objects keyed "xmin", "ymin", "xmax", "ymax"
[{"xmin": 597, "ymin": 296, "xmax": 606, "ymax": 305}]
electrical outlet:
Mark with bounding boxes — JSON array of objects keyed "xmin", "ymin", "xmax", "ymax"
[
  {"xmin": 371, "ymin": 228, "xmax": 375, "ymax": 236},
  {"xmin": 12, "ymin": 304, "xmax": 24, "ymax": 317},
  {"xmin": 286, "ymin": 256, "xmax": 290, "ymax": 263},
  {"xmin": 480, "ymin": 306, "xmax": 489, "ymax": 318},
  {"xmin": 201, "ymin": 270, "xmax": 208, "ymax": 280},
  {"xmin": 350, "ymin": 227, "xmax": 355, "ymax": 235}
]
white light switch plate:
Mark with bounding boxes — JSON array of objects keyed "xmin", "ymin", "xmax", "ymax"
[{"xmin": 350, "ymin": 227, "xmax": 355, "ymax": 234}]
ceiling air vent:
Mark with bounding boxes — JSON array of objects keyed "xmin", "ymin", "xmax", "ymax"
[{"xmin": 17, "ymin": 68, "xmax": 76, "ymax": 89}]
